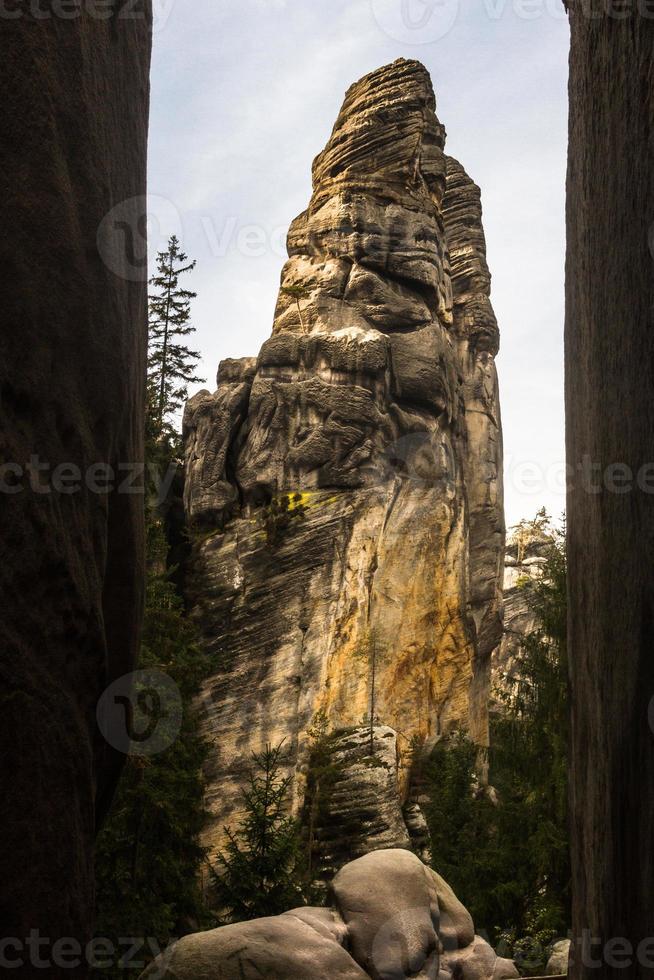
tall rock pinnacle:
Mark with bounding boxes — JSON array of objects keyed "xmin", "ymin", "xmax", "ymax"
[{"xmin": 183, "ymin": 59, "xmax": 504, "ymax": 867}]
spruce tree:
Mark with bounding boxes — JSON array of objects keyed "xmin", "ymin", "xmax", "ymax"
[
  {"xmin": 148, "ymin": 235, "xmax": 203, "ymax": 436},
  {"xmin": 94, "ymin": 398, "xmax": 214, "ymax": 974},
  {"xmin": 212, "ymin": 743, "xmax": 309, "ymax": 922},
  {"xmin": 352, "ymin": 628, "xmax": 379, "ymax": 754},
  {"xmin": 93, "ymin": 247, "xmax": 213, "ymax": 975},
  {"xmin": 491, "ymin": 515, "xmax": 569, "ymax": 950}
]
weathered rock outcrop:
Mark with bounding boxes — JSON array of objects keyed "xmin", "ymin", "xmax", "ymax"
[
  {"xmin": 306, "ymin": 726, "xmax": 412, "ymax": 880},
  {"xmin": 184, "ymin": 60, "xmax": 503, "ymax": 862},
  {"xmin": 141, "ymin": 849, "xmax": 518, "ymax": 980},
  {"xmin": 0, "ymin": 11, "xmax": 151, "ymax": 965},
  {"xmin": 566, "ymin": 6, "xmax": 654, "ymax": 977},
  {"xmin": 491, "ymin": 530, "xmax": 551, "ymax": 711}
]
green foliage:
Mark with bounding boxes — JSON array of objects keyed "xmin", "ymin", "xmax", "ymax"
[
  {"xmin": 510, "ymin": 505, "xmax": 551, "ymax": 563},
  {"xmin": 421, "ymin": 512, "xmax": 569, "ymax": 968},
  {"xmin": 420, "ymin": 732, "xmax": 502, "ymax": 925},
  {"xmin": 211, "ymin": 742, "xmax": 311, "ymax": 922},
  {"xmin": 94, "ymin": 309, "xmax": 214, "ymax": 974},
  {"xmin": 263, "ymin": 492, "xmax": 307, "ymax": 546},
  {"xmin": 491, "ymin": 515, "xmax": 569, "ymax": 952},
  {"xmin": 304, "ymin": 712, "xmax": 345, "ymax": 878},
  {"xmin": 93, "ymin": 516, "xmax": 215, "ymax": 976},
  {"xmin": 148, "ymin": 235, "xmax": 204, "ymax": 435}
]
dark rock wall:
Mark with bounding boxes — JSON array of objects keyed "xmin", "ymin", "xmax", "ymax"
[
  {"xmin": 0, "ymin": 9, "xmax": 151, "ymax": 964},
  {"xmin": 566, "ymin": 5, "xmax": 654, "ymax": 975}
]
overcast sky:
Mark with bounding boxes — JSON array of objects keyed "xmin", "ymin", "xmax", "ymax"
[{"xmin": 148, "ymin": 0, "xmax": 570, "ymax": 528}]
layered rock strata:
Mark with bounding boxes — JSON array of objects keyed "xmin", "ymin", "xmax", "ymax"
[
  {"xmin": 142, "ymin": 849, "xmax": 518, "ymax": 980},
  {"xmin": 305, "ymin": 726, "xmax": 412, "ymax": 880},
  {"xmin": 184, "ymin": 59, "xmax": 503, "ymax": 862}
]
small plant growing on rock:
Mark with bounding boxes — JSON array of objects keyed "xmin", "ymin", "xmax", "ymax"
[
  {"xmin": 352, "ymin": 627, "xmax": 379, "ymax": 756},
  {"xmin": 510, "ymin": 505, "xmax": 550, "ymax": 564},
  {"xmin": 280, "ymin": 283, "xmax": 310, "ymax": 333}
]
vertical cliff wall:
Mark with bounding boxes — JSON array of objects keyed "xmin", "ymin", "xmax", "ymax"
[
  {"xmin": 183, "ymin": 60, "xmax": 503, "ymax": 864},
  {"xmin": 566, "ymin": 6, "xmax": 654, "ymax": 977},
  {"xmin": 0, "ymin": 10, "xmax": 151, "ymax": 965},
  {"xmin": 491, "ymin": 531, "xmax": 550, "ymax": 715}
]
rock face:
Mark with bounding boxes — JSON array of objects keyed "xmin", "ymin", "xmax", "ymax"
[
  {"xmin": 0, "ymin": 11, "xmax": 151, "ymax": 963},
  {"xmin": 566, "ymin": 8, "xmax": 654, "ymax": 977},
  {"xmin": 184, "ymin": 60, "xmax": 503, "ymax": 862},
  {"xmin": 306, "ymin": 726, "xmax": 411, "ymax": 879},
  {"xmin": 141, "ymin": 849, "xmax": 518, "ymax": 980},
  {"xmin": 491, "ymin": 530, "xmax": 551, "ymax": 712}
]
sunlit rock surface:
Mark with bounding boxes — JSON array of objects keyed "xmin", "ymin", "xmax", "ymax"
[{"xmin": 183, "ymin": 59, "xmax": 503, "ymax": 863}]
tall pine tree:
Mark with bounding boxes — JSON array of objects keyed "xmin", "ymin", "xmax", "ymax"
[
  {"xmin": 93, "ymin": 242, "xmax": 213, "ymax": 976},
  {"xmin": 148, "ymin": 235, "xmax": 203, "ymax": 437}
]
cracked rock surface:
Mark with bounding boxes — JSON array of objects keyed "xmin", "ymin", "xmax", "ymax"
[{"xmin": 183, "ymin": 59, "xmax": 504, "ymax": 863}]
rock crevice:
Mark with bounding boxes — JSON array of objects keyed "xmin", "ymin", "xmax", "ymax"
[{"xmin": 183, "ymin": 59, "xmax": 504, "ymax": 862}]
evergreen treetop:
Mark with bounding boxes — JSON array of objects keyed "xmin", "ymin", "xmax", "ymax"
[{"xmin": 148, "ymin": 235, "xmax": 203, "ymax": 437}]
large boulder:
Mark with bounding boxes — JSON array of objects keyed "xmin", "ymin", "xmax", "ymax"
[
  {"xmin": 546, "ymin": 939, "xmax": 570, "ymax": 976},
  {"xmin": 141, "ymin": 850, "xmax": 517, "ymax": 980},
  {"xmin": 440, "ymin": 936, "xmax": 518, "ymax": 980},
  {"xmin": 332, "ymin": 849, "xmax": 442, "ymax": 979},
  {"xmin": 140, "ymin": 914, "xmax": 369, "ymax": 980},
  {"xmin": 0, "ymin": 9, "xmax": 151, "ymax": 964}
]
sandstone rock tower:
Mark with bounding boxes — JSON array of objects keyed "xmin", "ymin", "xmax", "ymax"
[{"xmin": 183, "ymin": 59, "xmax": 504, "ymax": 866}]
